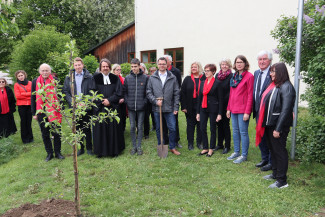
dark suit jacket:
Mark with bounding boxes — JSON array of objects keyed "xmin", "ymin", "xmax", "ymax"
[
  {"xmin": 170, "ymin": 66, "xmax": 182, "ymax": 88},
  {"xmin": 197, "ymin": 78, "xmax": 224, "ymax": 115},
  {"xmin": 253, "ymin": 68, "xmax": 272, "ymax": 118}
]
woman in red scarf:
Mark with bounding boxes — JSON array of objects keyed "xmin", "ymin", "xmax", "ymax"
[
  {"xmin": 181, "ymin": 61, "xmax": 204, "ymax": 150},
  {"xmin": 256, "ymin": 63, "xmax": 295, "ymax": 189},
  {"xmin": 14, "ymin": 70, "xmax": 34, "ymax": 144},
  {"xmin": 215, "ymin": 59, "xmax": 233, "ymax": 154},
  {"xmin": 0, "ymin": 78, "xmax": 17, "ymax": 138},
  {"xmin": 31, "ymin": 63, "xmax": 64, "ymax": 162},
  {"xmin": 196, "ymin": 64, "xmax": 224, "ymax": 157}
]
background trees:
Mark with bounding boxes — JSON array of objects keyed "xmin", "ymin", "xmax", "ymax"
[{"xmin": 271, "ymin": 0, "xmax": 325, "ymax": 163}]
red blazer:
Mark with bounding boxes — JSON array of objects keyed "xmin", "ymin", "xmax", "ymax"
[
  {"xmin": 227, "ymin": 71, "xmax": 254, "ymax": 114},
  {"xmin": 14, "ymin": 81, "xmax": 32, "ymax": 106}
]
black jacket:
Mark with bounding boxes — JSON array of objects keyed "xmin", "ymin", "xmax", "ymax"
[
  {"xmin": 197, "ymin": 78, "xmax": 224, "ymax": 115},
  {"xmin": 0, "ymin": 86, "xmax": 16, "ymax": 114},
  {"xmin": 216, "ymin": 73, "xmax": 233, "ymax": 116},
  {"xmin": 263, "ymin": 81, "xmax": 295, "ymax": 132},
  {"xmin": 63, "ymin": 69, "xmax": 95, "ymax": 108},
  {"xmin": 180, "ymin": 75, "xmax": 205, "ymax": 115},
  {"xmin": 123, "ymin": 70, "xmax": 148, "ymax": 111},
  {"xmin": 170, "ymin": 66, "xmax": 182, "ymax": 88}
]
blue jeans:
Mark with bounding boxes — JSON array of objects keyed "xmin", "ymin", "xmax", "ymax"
[
  {"xmin": 154, "ymin": 112, "xmax": 176, "ymax": 149},
  {"xmin": 231, "ymin": 113, "xmax": 250, "ymax": 157},
  {"xmin": 129, "ymin": 110, "xmax": 145, "ymax": 148}
]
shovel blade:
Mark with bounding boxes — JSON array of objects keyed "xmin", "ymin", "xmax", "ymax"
[
  {"xmin": 157, "ymin": 144, "xmax": 163, "ymax": 157},
  {"xmin": 161, "ymin": 144, "xmax": 169, "ymax": 158}
]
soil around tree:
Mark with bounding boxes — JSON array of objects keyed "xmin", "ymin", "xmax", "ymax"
[{"xmin": 1, "ymin": 198, "xmax": 76, "ymax": 217}]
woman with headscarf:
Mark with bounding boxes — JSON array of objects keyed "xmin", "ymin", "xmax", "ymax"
[
  {"xmin": 14, "ymin": 70, "xmax": 34, "ymax": 144},
  {"xmin": 0, "ymin": 77, "xmax": 17, "ymax": 138},
  {"xmin": 256, "ymin": 62, "xmax": 295, "ymax": 189}
]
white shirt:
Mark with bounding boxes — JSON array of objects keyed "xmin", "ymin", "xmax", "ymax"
[
  {"xmin": 159, "ymin": 71, "xmax": 168, "ymax": 86},
  {"xmin": 102, "ymin": 73, "xmax": 111, "ymax": 85},
  {"xmin": 256, "ymin": 65, "xmax": 270, "ymax": 99}
]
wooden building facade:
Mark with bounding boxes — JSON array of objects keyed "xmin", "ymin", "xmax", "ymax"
[{"xmin": 84, "ymin": 22, "xmax": 135, "ymax": 64}]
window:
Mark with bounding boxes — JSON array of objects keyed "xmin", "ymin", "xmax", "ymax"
[
  {"xmin": 128, "ymin": 52, "xmax": 135, "ymax": 63},
  {"xmin": 141, "ymin": 50, "xmax": 156, "ymax": 63},
  {"xmin": 164, "ymin": 47, "xmax": 184, "ymax": 75}
]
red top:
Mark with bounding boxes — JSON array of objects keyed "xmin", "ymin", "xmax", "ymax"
[
  {"xmin": 227, "ymin": 71, "xmax": 254, "ymax": 114},
  {"xmin": 14, "ymin": 81, "xmax": 32, "ymax": 106}
]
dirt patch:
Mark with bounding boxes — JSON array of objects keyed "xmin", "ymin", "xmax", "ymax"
[{"xmin": 1, "ymin": 198, "xmax": 76, "ymax": 217}]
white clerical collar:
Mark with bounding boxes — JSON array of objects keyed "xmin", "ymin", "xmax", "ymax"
[{"xmin": 102, "ymin": 72, "xmax": 111, "ymax": 85}]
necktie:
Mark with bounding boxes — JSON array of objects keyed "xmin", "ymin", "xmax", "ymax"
[{"xmin": 255, "ymin": 70, "xmax": 263, "ymax": 112}]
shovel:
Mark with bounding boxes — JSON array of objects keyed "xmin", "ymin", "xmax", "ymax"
[{"xmin": 157, "ymin": 97, "xmax": 168, "ymax": 158}]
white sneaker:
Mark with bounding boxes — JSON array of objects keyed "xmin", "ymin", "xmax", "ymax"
[
  {"xmin": 227, "ymin": 152, "xmax": 240, "ymax": 160},
  {"xmin": 268, "ymin": 181, "xmax": 289, "ymax": 189},
  {"xmin": 233, "ymin": 155, "xmax": 247, "ymax": 164}
]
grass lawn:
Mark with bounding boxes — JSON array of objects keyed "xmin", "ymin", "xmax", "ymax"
[{"xmin": 0, "ymin": 109, "xmax": 324, "ymax": 216}]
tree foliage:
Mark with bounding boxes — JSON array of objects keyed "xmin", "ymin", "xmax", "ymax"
[
  {"xmin": 271, "ymin": 0, "xmax": 325, "ymax": 115},
  {"xmin": 83, "ymin": 54, "xmax": 99, "ymax": 74},
  {"xmin": 9, "ymin": 25, "xmax": 71, "ymax": 80}
]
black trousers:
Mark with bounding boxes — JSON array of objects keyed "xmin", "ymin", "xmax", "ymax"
[
  {"xmin": 216, "ymin": 114, "xmax": 231, "ymax": 149},
  {"xmin": 143, "ymin": 103, "xmax": 150, "ymax": 137},
  {"xmin": 37, "ymin": 113, "xmax": 61, "ymax": 155},
  {"xmin": 185, "ymin": 112, "xmax": 202, "ymax": 146},
  {"xmin": 77, "ymin": 111, "xmax": 92, "ymax": 151},
  {"xmin": 18, "ymin": 105, "xmax": 33, "ymax": 143},
  {"xmin": 200, "ymin": 111, "xmax": 217, "ymax": 150},
  {"xmin": 265, "ymin": 126, "xmax": 290, "ymax": 184}
]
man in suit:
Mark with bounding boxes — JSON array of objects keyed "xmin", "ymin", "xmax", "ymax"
[
  {"xmin": 253, "ymin": 50, "xmax": 273, "ymax": 171},
  {"xmin": 163, "ymin": 55, "xmax": 182, "ymax": 148}
]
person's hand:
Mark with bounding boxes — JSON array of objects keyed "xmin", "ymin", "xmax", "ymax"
[
  {"xmin": 226, "ymin": 110, "xmax": 231, "ymax": 119},
  {"xmin": 119, "ymin": 98, "xmax": 124, "ymax": 104},
  {"xmin": 243, "ymin": 113, "xmax": 250, "ymax": 121},
  {"xmin": 156, "ymin": 99, "xmax": 162, "ymax": 107},
  {"xmin": 216, "ymin": 114, "xmax": 222, "ymax": 122},
  {"xmin": 196, "ymin": 114, "xmax": 200, "ymax": 121},
  {"xmin": 181, "ymin": 109, "xmax": 187, "ymax": 113},
  {"xmin": 174, "ymin": 111, "xmax": 178, "ymax": 115},
  {"xmin": 102, "ymin": 99, "xmax": 110, "ymax": 106},
  {"xmin": 33, "ymin": 115, "xmax": 38, "ymax": 120},
  {"xmin": 273, "ymin": 130, "xmax": 280, "ymax": 138}
]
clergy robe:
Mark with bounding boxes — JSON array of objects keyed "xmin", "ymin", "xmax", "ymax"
[{"xmin": 93, "ymin": 72, "xmax": 125, "ymax": 157}]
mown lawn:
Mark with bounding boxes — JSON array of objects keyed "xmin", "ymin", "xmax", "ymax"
[{"xmin": 0, "ymin": 109, "xmax": 324, "ymax": 216}]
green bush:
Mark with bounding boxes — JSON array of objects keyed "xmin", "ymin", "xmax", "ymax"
[
  {"xmin": 83, "ymin": 54, "xmax": 99, "ymax": 74},
  {"xmin": 294, "ymin": 113, "xmax": 325, "ymax": 163},
  {"xmin": 120, "ymin": 63, "xmax": 131, "ymax": 77},
  {"xmin": 9, "ymin": 25, "xmax": 71, "ymax": 80},
  {"xmin": 0, "ymin": 136, "xmax": 19, "ymax": 165}
]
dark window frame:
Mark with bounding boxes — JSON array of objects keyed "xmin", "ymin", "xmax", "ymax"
[
  {"xmin": 164, "ymin": 47, "xmax": 184, "ymax": 75},
  {"xmin": 141, "ymin": 50, "xmax": 157, "ymax": 64}
]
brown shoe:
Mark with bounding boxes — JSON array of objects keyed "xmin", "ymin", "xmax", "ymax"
[{"xmin": 170, "ymin": 149, "xmax": 181, "ymax": 155}]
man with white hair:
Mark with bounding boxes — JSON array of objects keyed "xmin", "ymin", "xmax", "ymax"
[
  {"xmin": 253, "ymin": 50, "xmax": 272, "ymax": 171},
  {"xmin": 31, "ymin": 63, "xmax": 64, "ymax": 162},
  {"xmin": 163, "ymin": 54, "xmax": 182, "ymax": 148}
]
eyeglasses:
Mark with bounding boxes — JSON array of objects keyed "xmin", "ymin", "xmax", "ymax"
[
  {"xmin": 205, "ymin": 70, "xmax": 211, "ymax": 72},
  {"xmin": 0, "ymin": 81, "xmax": 5, "ymax": 83},
  {"xmin": 115, "ymin": 69, "xmax": 121, "ymax": 71},
  {"xmin": 236, "ymin": 61, "xmax": 244, "ymax": 64},
  {"xmin": 270, "ymin": 70, "xmax": 275, "ymax": 73}
]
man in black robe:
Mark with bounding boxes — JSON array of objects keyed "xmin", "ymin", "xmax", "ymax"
[{"xmin": 92, "ymin": 58, "xmax": 125, "ymax": 157}]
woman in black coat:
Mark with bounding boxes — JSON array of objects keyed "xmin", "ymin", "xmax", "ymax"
[
  {"xmin": 256, "ymin": 62, "xmax": 295, "ymax": 189},
  {"xmin": 215, "ymin": 59, "xmax": 233, "ymax": 154},
  {"xmin": 0, "ymin": 78, "xmax": 17, "ymax": 138},
  {"xmin": 196, "ymin": 64, "xmax": 224, "ymax": 157},
  {"xmin": 181, "ymin": 61, "xmax": 204, "ymax": 150}
]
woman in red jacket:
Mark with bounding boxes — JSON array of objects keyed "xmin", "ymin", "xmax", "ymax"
[
  {"xmin": 14, "ymin": 70, "xmax": 34, "ymax": 144},
  {"xmin": 226, "ymin": 55, "xmax": 254, "ymax": 164}
]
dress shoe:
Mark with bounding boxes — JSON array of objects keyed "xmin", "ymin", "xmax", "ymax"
[
  {"xmin": 206, "ymin": 152, "xmax": 214, "ymax": 157},
  {"xmin": 176, "ymin": 143, "xmax": 182, "ymax": 148},
  {"xmin": 255, "ymin": 160, "xmax": 268, "ymax": 168},
  {"xmin": 197, "ymin": 143, "xmax": 203, "ymax": 150},
  {"xmin": 188, "ymin": 144, "xmax": 194, "ymax": 150},
  {"xmin": 55, "ymin": 153, "xmax": 65, "ymax": 159},
  {"xmin": 45, "ymin": 154, "xmax": 54, "ymax": 162},
  {"xmin": 87, "ymin": 150, "xmax": 94, "ymax": 155},
  {"xmin": 170, "ymin": 149, "xmax": 181, "ymax": 155},
  {"xmin": 198, "ymin": 151, "xmax": 209, "ymax": 156},
  {"xmin": 77, "ymin": 149, "xmax": 85, "ymax": 156},
  {"xmin": 214, "ymin": 146, "xmax": 223, "ymax": 151},
  {"xmin": 222, "ymin": 148, "xmax": 230, "ymax": 154},
  {"xmin": 261, "ymin": 163, "xmax": 272, "ymax": 171}
]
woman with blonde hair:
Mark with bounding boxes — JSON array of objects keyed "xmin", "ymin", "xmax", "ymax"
[{"xmin": 14, "ymin": 70, "xmax": 34, "ymax": 143}]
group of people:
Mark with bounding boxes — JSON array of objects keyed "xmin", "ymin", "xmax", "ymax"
[{"xmin": 0, "ymin": 50, "xmax": 296, "ymax": 189}]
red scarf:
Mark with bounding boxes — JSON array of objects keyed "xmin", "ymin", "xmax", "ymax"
[
  {"xmin": 0, "ymin": 88, "xmax": 10, "ymax": 114},
  {"xmin": 202, "ymin": 77, "xmax": 215, "ymax": 108},
  {"xmin": 255, "ymin": 82, "xmax": 276, "ymax": 146},
  {"xmin": 118, "ymin": 74, "xmax": 124, "ymax": 85},
  {"xmin": 36, "ymin": 75, "xmax": 62, "ymax": 123},
  {"xmin": 191, "ymin": 74, "xmax": 202, "ymax": 98},
  {"xmin": 168, "ymin": 65, "xmax": 172, "ymax": 71}
]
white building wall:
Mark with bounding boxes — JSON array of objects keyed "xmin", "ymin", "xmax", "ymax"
[{"xmin": 135, "ymin": 0, "xmax": 307, "ymax": 105}]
